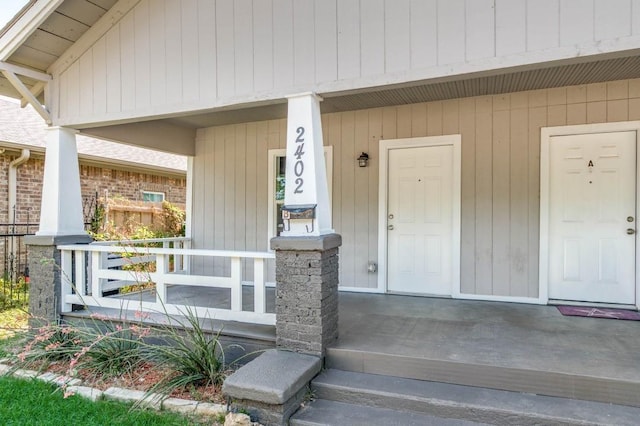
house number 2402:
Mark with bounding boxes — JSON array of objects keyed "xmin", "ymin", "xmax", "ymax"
[{"xmin": 293, "ymin": 126, "xmax": 305, "ymax": 193}]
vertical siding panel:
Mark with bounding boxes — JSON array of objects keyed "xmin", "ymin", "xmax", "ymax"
[
  {"xmin": 633, "ymin": 0, "xmax": 640, "ymax": 35},
  {"xmin": 213, "ymin": 125, "xmax": 226, "ymax": 275},
  {"xmin": 149, "ymin": 0, "xmax": 166, "ymax": 106},
  {"xmin": 528, "ymin": 106, "xmax": 545, "ymax": 297},
  {"xmin": 495, "ymin": 0, "xmax": 526, "ymax": 56},
  {"xmin": 254, "ymin": 0, "xmax": 273, "ymax": 92},
  {"xmin": 246, "ymin": 123, "xmax": 258, "ymax": 252},
  {"xmin": 396, "ymin": 105, "xmax": 412, "ymax": 138},
  {"xmin": 315, "ymin": 0, "xmax": 337, "ymax": 83},
  {"xmin": 119, "ymin": 12, "xmax": 135, "ymax": 111},
  {"xmin": 459, "ymin": 98, "xmax": 476, "ymax": 294},
  {"xmin": 79, "ymin": 52, "xmax": 93, "ymax": 116},
  {"xmin": 509, "ymin": 107, "xmax": 529, "ymax": 296},
  {"xmin": 273, "ymin": 0, "xmax": 294, "ymax": 89},
  {"xmin": 216, "ymin": 0, "xmax": 235, "ymax": 98},
  {"xmin": 58, "ymin": 67, "xmax": 69, "ymax": 120},
  {"xmin": 492, "ymin": 106, "xmax": 510, "ymax": 296},
  {"xmin": 181, "ymin": 0, "xmax": 200, "ymax": 103},
  {"xmin": 92, "ymin": 38, "xmax": 107, "ymax": 115},
  {"xmin": 192, "ymin": 134, "xmax": 204, "ymax": 272},
  {"xmin": 361, "ymin": 0, "xmax": 385, "ymax": 77},
  {"xmin": 337, "ymin": 0, "xmax": 360, "ymax": 79},
  {"xmin": 465, "ymin": 0, "xmax": 495, "ymax": 61},
  {"xmin": 105, "ymin": 27, "xmax": 121, "ymax": 113},
  {"xmin": 560, "ymin": 0, "xmax": 594, "ymax": 45},
  {"xmin": 66, "ymin": 62, "xmax": 80, "ymax": 119},
  {"xmin": 595, "ymin": 0, "xmax": 632, "ymax": 40},
  {"xmin": 437, "ymin": 0, "xmax": 465, "ymax": 65},
  {"xmin": 293, "ymin": 0, "xmax": 315, "ymax": 86},
  {"xmin": 255, "ymin": 121, "xmax": 269, "ymax": 251},
  {"xmin": 410, "ymin": 0, "xmax": 437, "ymax": 69},
  {"xmin": 224, "ymin": 126, "xmax": 236, "ymax": 255},
  {"xmin": 368, "ymin": 108, "xmax": 382, "ymax": 288},
  {"xmin": 382, "ymin": 106, "xmax": 397, "ymax": 139},
  {"xmin": 384, "ymin": 0, "xmax": 410, "ymax": 73},
  {"xmin": 327, "ymin": 113, "xmax": 342, "ymax": 236},
  {"xmin": 411, "ymin": 103, "xmax": 427, "ymax": 136},
  {"xmin": 198, "ymin": 0, "xmax": 217, "ymax": 101},
  {"xmin": 442, "ymin": 99, "xmax": 459, "ymax": 134},
  {"xmin": 165, "ymin": 0, "xmax": 182, "ymax": 104},
  {"xmin": 234, "ymin": 0, "xmax": 254, "ymax": 95},
  {"xmin": 235, "ymin": 125, "xmax": 247, "ymax": 254},
  {"xmin": 427, "ymin": 101, "xmax": 443, "ymax": 136},
  {"xmin": 527, "ymin": 0, "xmax": 560, "ymax": 51},
  {"xmin": 340, "ymin": 112, "xmax": 356, "ymax": 286},
  {"xmin": 354, "ymin": 111, "xmax": 370, "ymax": 286},
  {"xmin": 134, "ymin": 0, "xmax": 151, "ymax": 110},
  {"xmin": 475, "ymin": 96, "xmax": 493, "ymax": 295}
]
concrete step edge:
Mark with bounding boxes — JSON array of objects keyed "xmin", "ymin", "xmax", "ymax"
[
  {"xmin": 291, "ymin": 399, "xmax": 482, "ymax": 426},
  {"xmin": 325, "ymin": 348, "xmax": 640, "ymax": 407},
  {"xmin": 309, "ymin": 369, "xmax": 640, "ymax": 426}
]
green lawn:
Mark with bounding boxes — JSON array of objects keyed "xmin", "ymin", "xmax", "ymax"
[{"xmin": 0, "ymin": 376, "xmax": 210, "ymax": 425}]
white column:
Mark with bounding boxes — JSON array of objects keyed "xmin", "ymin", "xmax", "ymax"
[
  {"xmin": 36, "ymin": 126, "xmax": 87, "ymax": 236},
  {"xmin": 281, "ymin": 93, "xmax": 333, "ymax": 236}
]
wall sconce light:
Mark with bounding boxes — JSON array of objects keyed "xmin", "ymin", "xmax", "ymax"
[{"xmin": 358, "ymin": 152, "xmax": 369, "ymax": 167}]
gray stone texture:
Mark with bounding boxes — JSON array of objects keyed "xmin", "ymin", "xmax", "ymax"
[
  {"xmin": 26, "ymin": 235, "xmax": 91, "ymax": 327},
  {"xmin": 271, "ymin": 234, "xmax": 341, "ymax": 357},
  {"xmin": 223, "ymin": 349, "xmax": 321, "ymax": 426}
]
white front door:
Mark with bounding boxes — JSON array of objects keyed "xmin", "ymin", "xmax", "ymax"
[
  {"xmin": 548, "ymin": 131, "xmax": 636, "ymax": 305},
  {"xmin": 387, "ymin": 145, "xmax": 453, "ymax": 295}
]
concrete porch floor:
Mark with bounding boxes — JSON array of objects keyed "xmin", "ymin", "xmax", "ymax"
[
  {"xmin": 67, "ymin": 288, "xmax": 640, "ymax": 385},
  {"xmin": 335, "ymin": 292, "xmax": 640, "ymax": 382}
]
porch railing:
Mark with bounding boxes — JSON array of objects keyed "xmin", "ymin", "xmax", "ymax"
[{"xmin": 57, "ymin": 237, "xmax": 276, "ymax": 326}]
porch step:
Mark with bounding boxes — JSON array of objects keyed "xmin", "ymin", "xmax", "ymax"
[
  {"xmin": 290, "ymin": 369, "xmax": 640, "ymax": 426},
  {"xmin": 290, "ymin": 399, "xmax": 483, "ymax": 426},
  {"xmin": 326, "ymin": 348, "xmax": 640, "ymax": 407}
]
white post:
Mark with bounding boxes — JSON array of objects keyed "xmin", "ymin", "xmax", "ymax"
[
  {"xmin": 281, "ymin": 93, "xmax": 333, "ymax": 236},
  {"xmin": 36, "ymin": 127, "xmax": 87, "ymax": 236}
]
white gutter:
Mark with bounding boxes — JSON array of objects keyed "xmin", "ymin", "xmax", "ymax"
[{"xmin": 8, "ymin": 148, "xmax": 30, "ymax": 223}]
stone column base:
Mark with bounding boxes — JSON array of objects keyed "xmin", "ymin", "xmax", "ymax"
[
  {"xmin": 25, "ymin": 234, "xmax": 92, "ymax": 327},
  {"xmin": 270, "ymin": 233, "xmax": 341, "ymax": 357}
]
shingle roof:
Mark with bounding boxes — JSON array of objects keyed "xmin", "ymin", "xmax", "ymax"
[{"xmin": 0, "ymin": 96, "xmax": 187, "ymax": 174}]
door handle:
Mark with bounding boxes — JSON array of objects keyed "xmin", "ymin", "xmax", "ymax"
[
  {"xmin": 627, "ymin": 228, "xmax": 635, "ymax": 235},
  {"xmin": 388, "ymin": 225, "xmax": 394, "ymax": 230}
]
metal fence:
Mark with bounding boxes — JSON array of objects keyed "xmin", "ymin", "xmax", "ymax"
[{"xmin": 0, "ymin": 222, "xmax": 35, "ymax": 311}]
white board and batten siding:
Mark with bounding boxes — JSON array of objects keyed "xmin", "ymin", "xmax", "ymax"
[
  {"xmin": 191, "ymin": 78, "xmax": 640, "ymax": 298},
  {"xmin": 52, "ymin": 0, "xmax": 640, "ymax": 127}
]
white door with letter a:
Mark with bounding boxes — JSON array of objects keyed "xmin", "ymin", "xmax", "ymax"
[{"xmin": 548, "ymin": 131, "xmax": 636, "ymax": 305}]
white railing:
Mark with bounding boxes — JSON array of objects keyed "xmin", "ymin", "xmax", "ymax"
[{"xmin": 57, "ymin": 237, "xmax": 276, "ymax": 326}]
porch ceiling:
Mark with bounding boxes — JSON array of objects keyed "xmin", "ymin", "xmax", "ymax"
[
  {"xmin": 162, "ymin": 53, "xmax": 640, "ymax": 129},
  {"xmin": 0, "ymin": 0, "xmax": 117, "ymax": 100}
]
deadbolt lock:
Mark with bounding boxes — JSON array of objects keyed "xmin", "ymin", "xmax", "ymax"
[
  {"xmin": 388, "ymin": 214, "xmax": 394, "ymax": 219},
  {"xmin": 628, "ymin": 216, "xmax": 635, "ymax": 222}
]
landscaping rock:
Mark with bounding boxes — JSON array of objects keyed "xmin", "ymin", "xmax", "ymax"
[
  {"xmin": 103, "ymin": 386, "xmax": 163, "ymax": 409},
  {"xmin": 13, "ymin": 368, "xmax": 38, "ymax": 379},
  {"xmin": 224, "ymin": 412, "xmax": 252, "ymax": 426},
  {"xmin": 37, "ymin": 372, "xmax": 81, "ymax": 387},
  {"xmin": 162, "ymin": 397, "xmax": 198, "ymax": 414},
  {"xmin": 66, "ymin": 385, "xmax": 103, "ymax": 401},
  {"xmin": 0, "ymin": 363, "xmax": 11, "ymax": 375},
  {"xmin": 195, "ymin": 401, "xmax": 227, "ymax": 417}
]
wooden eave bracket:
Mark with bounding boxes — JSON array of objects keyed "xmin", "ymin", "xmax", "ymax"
[{"xmin": 0, "ymin": 63, "xmax": 52, "ymax": 124}]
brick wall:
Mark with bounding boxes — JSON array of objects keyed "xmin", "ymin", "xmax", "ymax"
[{"xmin": 1, "ymin": 153, "xmax": 186, "ymax": 226}]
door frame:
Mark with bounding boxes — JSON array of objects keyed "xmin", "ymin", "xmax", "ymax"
[
  {"xmin": 540, "ymin": 121, "xmax": 640, "ymax": 309},
  {"xmin": 378, "ymin": 135, "xmax": 461, "ymax": 294}
]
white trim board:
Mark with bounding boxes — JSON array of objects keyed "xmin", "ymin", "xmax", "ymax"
[
  {"xmin": 540, "ymin": 121, "xmax": 640, "ymax": 310},
  {"xmin": 378, "ymin": 135, "xmax": 461, "ymax": 296}
]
